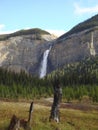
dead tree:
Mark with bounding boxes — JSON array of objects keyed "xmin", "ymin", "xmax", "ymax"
[
  {"xmin": 49, "ymin": 78, "xmax": 62, "ymax": 123},
  {"xmin": 28, "ymin": 101, "xmax": 33, "ymax": 126},
  {"xmin": 8, "ymin": 115, "xmax": 20, "ymax": 130},
  {"xmin": 8, "ymin": 102, "xmax": 33, "ymax": 130}
]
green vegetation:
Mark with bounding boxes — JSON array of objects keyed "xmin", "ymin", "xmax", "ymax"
[
  {"xmin": 0, "ymin": 55, "xmax": 98, "ymax": 130},
  {"xmin": 59, "ymin": 14, "xmax": 98, "ymax": 39},
  {"xmin": 48, "ymin": 56, "xmax": 98, "ymax": 102},
  {"xmin": 0, "ymin": 56, "xmax": 98, "ymax": 102},
  {"xmin": 0, "ymin": 28, "xmax": 50, "ymax": 41},
  {"xmin": 0, "ymin": 101, "xmax": 98, "ymax": 130},
  {"xmin": 0, "ymin": 68, "xmax": 53, "ymax": 100}
]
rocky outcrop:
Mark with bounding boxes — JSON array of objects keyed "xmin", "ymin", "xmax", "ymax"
[
  {"xmin": 47, "ymin": 15, "xmax": 98, "ymax": 73},
  {"xmin": 0, "ymin": 30, "xmax": 56, "ymax": 76},
  {"xmin": 0, "ymin": 15, "xmax": 98, "ymax": 76},
  {"xmin": 48, "ymin": 28, "xmax": 98, "ymax": 72}
]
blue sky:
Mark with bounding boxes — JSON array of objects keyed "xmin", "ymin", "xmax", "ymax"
[{"xmin": 0, "ymin": 0, "xmax": 98, "ymax": 36}]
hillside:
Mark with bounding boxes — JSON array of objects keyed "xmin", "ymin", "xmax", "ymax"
[
  {"xmin": 59, "ymin": 14, "xmax": 98, "ymax": 40},
  {"xmin": 0, "ymin": 15, "xmax": 98, "ymax": 76},
  {"xmin": 0, "ymin": 57, "xmax": 98, "ymax": 102},
  {"xmin": 0, "ymin": 28, "xmax": 55, "ymax": 76},
  {"xmin": 49, "ymin": 56, "xmax": 98, "ymax": 85},
  {"xmin": 48, "ymin": 14, "xmax": 98, "ymax": 73},
  {"xmin": 0, "ymin": 28, "xmax": 50, "ymax": 41}
]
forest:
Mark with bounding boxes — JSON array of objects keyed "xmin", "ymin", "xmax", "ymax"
[{"xmin": 0, "ymin": 56, "xmax": 98, "ymax": 102}]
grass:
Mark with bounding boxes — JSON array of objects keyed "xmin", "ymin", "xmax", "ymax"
[{"xmin": 0, "ymin": 100, "xmax": 98, "ymax": 130}]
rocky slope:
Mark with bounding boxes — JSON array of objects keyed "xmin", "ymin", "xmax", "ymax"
[
  {"xmin": 48, "ymin": 15, "xmax": 98, "ymax": 72},
  {"xmin": 0, "ymin": 15, "xmax": 98, "ymax": 76},
  {"xmin": 0, "ymin": 28, "xmax": 56, "ymax": 75}
]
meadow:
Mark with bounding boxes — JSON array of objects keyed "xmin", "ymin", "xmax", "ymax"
[{"xmin": 0, "ymin": 99, "xmax": 98, "ymax": 130}]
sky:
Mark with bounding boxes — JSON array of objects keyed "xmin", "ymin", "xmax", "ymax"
[{"xmin": 0, "ymin": 0, "xmax": 98, "ymax": 36}]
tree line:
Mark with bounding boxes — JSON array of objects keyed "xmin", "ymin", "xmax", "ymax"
[{"xmin": 0, "ymin": 57, "xmax": 98, "ymax": 102}]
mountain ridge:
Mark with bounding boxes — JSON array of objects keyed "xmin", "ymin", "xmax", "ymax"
[
  {"xmin": 58, "ymin": 14, "xmax": 98, "ymax": 40},
  {"xmin": 0, "ymin": 14, "xmax": 98, "ymax": 76},
  {"xmin": 48, "ymin": 14, "xmax": 98, "ymax": 73},
  {"xmin": 0, "ymin": 28, "xmax": 50, "ymax": 41}
]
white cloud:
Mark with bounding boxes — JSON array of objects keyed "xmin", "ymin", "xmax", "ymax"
[
  {"xmin": 0, "ymin": 24, "xmax": 5, "ymax": 31},
  {"xmin": 0, "ymin": 24, "xmax": 16, "ymax": 34},
  {"xmin": 74, "ymin": 3, "xmax": 98, "ymax": 15},
  {"xmin": 0, "ymin": 24, "xmax": 18, "ymax": 35},
  {"xmin": 46, "ymin": 29, "xmax": 66, "ymax": 37},
  {"xmin": 0, "ymin": 30, "xmax": 18, "ymax": 34}
]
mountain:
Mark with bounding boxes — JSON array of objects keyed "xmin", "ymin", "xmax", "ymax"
[
  {"xmin": 48, "ymin": 14, "xmax": 98, "ymax": 72},
  {"xmin": 0, "ymin": 15, "xmax": 98, "ymax": 76},
  {"xmin": 0, "ymin": 28, "xmax": 50, "ymax": 41},
  {"xmin": 58, "ymin": 14, "xmax": 98, "ymax": 39},
  {"xmin": 0, "ymin": 28, "xmax": 56, "ymax": 75}
]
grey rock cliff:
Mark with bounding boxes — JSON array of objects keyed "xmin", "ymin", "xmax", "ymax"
[
  {"xmin": 48, "ymin": 28, "xmax": 98, "ymax": 72},
  {"xmin": 0, "ymin": 15, "xmax": 98, "ymax": 76},
  {"xmin": 0, "ymin": 33, "xmax": 55, "ymax": 76}
]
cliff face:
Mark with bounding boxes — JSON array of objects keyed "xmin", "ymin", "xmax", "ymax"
[
  {"xmin": 48, "ymin": 28, "xmax": 98, "ymax": 72},
  {"xmin": 0, "ymin": 15, "xmax": 98, "ymax": 76},
  {"xmin": 48, "ymin": 15, "xmax": 98, "ymax": 73},
  {"xmin": 0, "ymin": 30, "xmax": 55, "ymax": 76}
]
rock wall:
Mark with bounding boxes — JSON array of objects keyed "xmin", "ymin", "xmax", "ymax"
[
  {"xmin": 0, "ymin": 34, "xmax": 55, "ymax": 76},
  {"xmin": 48, "ymin": 29, "xmax": 98, "ymax": 72},
  {"xmin": 0, "ymin": 28, "xmax": 98, "ymax": 76}
]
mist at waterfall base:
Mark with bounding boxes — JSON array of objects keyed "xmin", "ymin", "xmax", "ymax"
[{"xmin": 39, "ymin": 47, "xmax": 51, "ymax": 78}]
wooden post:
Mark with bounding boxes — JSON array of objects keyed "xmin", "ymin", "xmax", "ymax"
[
  {"xmin": 28, "ymin": 102, "xmax": 33, "ymax": 125},
  {"xmin": 49, "ymin": 78, "xmax": 62, "ymax": 123}
]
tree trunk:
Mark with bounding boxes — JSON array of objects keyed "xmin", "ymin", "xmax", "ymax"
[
  {"xmin": 8, "ymin": 115, "xmax": 20, "ymax": 130},
  {"xmin": 49, "ymin": 79, "xmax": 62, "ymax": 123},
  {"xmin": 28, "ymin": 102, "xmax": 33, "ymax": 125},
  {"xmin": 8, "ymin": 102, "xmax": 33, "ymax": 130}
]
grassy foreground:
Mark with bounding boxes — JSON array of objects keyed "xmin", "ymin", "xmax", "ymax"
[{"xmin": 0, "ymin": 100, "xmax": 98, "ymax": 130}]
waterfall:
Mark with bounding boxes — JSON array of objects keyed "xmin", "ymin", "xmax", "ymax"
[
  {"xmin": 90, "ymin": 32, "xmax": 96, "ymax": 56},
  {"xmin": 40, "ymin": 46, "xmax": 51, "ymax": 78}
]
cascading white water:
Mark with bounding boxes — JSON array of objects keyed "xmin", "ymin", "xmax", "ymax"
[
  {"xmin": 40, "ymin": 46, "xmax": 51, "ymax": 78},
  {"xmin": 90, "ymin": 32, "xmax": 96, "ymax": 56}
]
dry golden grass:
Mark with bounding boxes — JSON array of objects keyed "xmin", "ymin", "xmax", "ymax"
[{"xmin": 0, "ymin": 100, "xmax": 98, "ymax": 130}]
